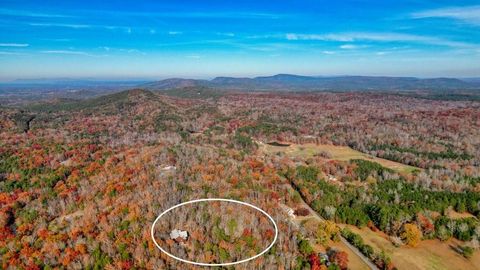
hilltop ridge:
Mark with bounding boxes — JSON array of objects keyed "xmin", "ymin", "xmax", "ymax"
[{"xmin": 143, "ymin": 74, "xmax": 479, "ymax": 91}]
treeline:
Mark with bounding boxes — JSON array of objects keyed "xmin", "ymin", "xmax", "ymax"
[
  {"xmin": 434, "ymin": 216, "xmax": 479, "ymax": 242},
  {"xmin": 371, "ymin": 180, "xmax": 480, "ymax": 219},
  {"xmin": 286, "ymin": 163, "xmax": 480, "ymax": 242},
  {"xmin": 341, "ymin": 228, "xmax": 395, "ymax": 270},
  {"xmin": 351, "ymin": 159, "xmax": 394, "ymax": 181},
  {"xmin": 237, "ymin": 122, "xmax": 298, "ymax": 137},
  {"xmin": 369, "ymin": 144, "xmax": 474, "ymax": 161}
]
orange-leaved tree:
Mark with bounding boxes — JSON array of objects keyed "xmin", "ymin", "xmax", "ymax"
[{"xmin": 401, "ymin": 223, "xmax": 422, "ymax": 247}]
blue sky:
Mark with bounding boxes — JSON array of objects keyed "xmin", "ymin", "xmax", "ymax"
[{"xmin": 0, "ymin": 0, "xmax": 479, "ymax": 81}]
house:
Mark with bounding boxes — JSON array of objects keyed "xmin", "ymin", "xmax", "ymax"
[{"xmin": 170, "ymin": 229, "xmax": 188, "ymax": 242}]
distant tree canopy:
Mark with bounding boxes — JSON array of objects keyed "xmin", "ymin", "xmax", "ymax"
[
  {"xmin": 286, "ymin": 164, "xmax": 480, "ymax": 241},
  {"xmin": 369, "ymin": 144, "xmax": 474, "ymax": 161},
  {"xmin": 237, "ymin": 122, "xmax": 297, "ymax": 137},
  {"xmin": 351, "ymin": 159, "xmax": 394, "ymax": 181}
]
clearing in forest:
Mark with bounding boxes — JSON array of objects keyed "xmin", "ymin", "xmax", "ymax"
[
  {"xmin": 340, "ymin": 225, "xmax": 480, "ymax": 270},
  {"xmin": 259, "ymin": 142, "xmax": 419, "ymax": 174}
]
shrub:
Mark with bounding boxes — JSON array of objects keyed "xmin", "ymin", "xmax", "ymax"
[
  {"xmin": 295, "ymin": 208, "xmax": 310, "ymax": 216},
  {"xmin": 460, "ymin": 245, "xmax": 474, "ymax": 259}
]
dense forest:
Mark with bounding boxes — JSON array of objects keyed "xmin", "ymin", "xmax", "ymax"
[
  {"xmin": 153, "ymin": 200, "xmax": 275, "ymax": 264},
  {"xmin": 1, "ymin": 89, "xmax": 479, "ymax": 269}
]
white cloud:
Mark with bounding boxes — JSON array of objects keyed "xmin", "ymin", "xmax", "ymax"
[
  {"xmin": 83, "ymin": 10, "xmax": 287, "ymax": 20},
  {"xmin": 0, "ymin": 43, "xmax": 29, "ymax": 47},
  {"xmin": 118, "ymin": 48, "xmax": 145, "ymax": 55},
  {"xmin": 340, "ymin": 44, "xmax": 358, "ymax": 49},
  {"xmin": 217, "ymin": 32, "xmax": 235, "ymax": 37},
  {"xmin": 412, "ymin": 5, "xmax": 480, "ymax": 25},
  {"xmin": 168, "ymin": 31, "xmax": 182, "ymax": 35},
  {"xmin": 287, "ymin": 33, "xmax": 353, "ymax": 41},
  {"xmin": 98, "ymin": 47, "xmax": 145, "ymax": 55},
  {"xmin": 30, "ymin": 23, "xmax": 133, "ymax": 32},
  {"xmin": 322, "ymin": 50, "xmax": 335, "ymax": 54},
  {"xmin": 40, "ymin": 50, "xmax": 99, "ymax": 57},
  {"xmin": 286, "ymin": 32, "xmax": 474, "ymax": 48},
  {"xmin": 287, "ymin": 32, "xmax": 422, "ymax": 42},
  {"xmin": 30, "ymin": 22, "xmax": 91, "ymax": 29}
]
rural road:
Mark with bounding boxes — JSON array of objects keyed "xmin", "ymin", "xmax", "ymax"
[
  {"xmin": 339, "ymin": 234, "xmax": 380, "ymax": 270},
  {"xmin": 284, "ymin": 183, "xmax": 380, "ymax": 270}
]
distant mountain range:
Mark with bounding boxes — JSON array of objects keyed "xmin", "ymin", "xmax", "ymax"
[
  {"xmin": 3, "ymin": 75, "xmax": 480, "ymax": 92},
  {"xmin": 142, "ymin": 74, "xmax": 480, "ymax": 92}
]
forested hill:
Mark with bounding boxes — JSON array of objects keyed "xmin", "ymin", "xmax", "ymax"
[
  {"xmin": 141, "ymin": 74, "xmax": 480, "ymax": 92},
  {"xmin": 2, "ymin": 75, "xmax": 479, "ymax": 106}
]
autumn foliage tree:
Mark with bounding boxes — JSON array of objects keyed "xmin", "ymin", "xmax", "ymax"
[
  {"xmin": 329, "ymin": 250, "xmax": 349, "ymax": 270},
  {"xmin": 309, "ymin": 253, "xmax": 322, "ymax": 270},
  {"xmin": 402, "ymin": 223, "xmax": 422, "ymax": 247}
]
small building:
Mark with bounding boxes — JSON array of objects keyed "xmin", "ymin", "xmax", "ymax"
[{"xmin": 170, "ymin": 229, "xmax": 188, "ymax": 242}]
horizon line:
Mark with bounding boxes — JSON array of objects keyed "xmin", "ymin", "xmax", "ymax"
[{"xmin": 1, "ymin": 73, "xmax": 479, "ymax": 83}]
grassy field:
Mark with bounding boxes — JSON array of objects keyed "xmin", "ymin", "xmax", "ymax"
[
  {"xmin": 260, "ymin": 142, "xmax": 419, "ymax": 173},
  {"xmin": 295, "ymin": 216, "xmax": 371, "ymax": 270},
  {"xmin": 340, "ymin": 224, "xmax": 480, "ymax": 270},
  {"xmin": 329, "ymin": 241, "xmax": 371, "ymax": 270},
  {"xmin": 446, "ymin": 209, "xmax": 476, "ymax": 220},
  {"xmin": 266, "ymin": 142, "xmax": 477, "ymax": 269}
]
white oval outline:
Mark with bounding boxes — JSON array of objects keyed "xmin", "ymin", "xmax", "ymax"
[{"xmin": 150, "ymin": 198, "xmax": 278, "ymax": 267}]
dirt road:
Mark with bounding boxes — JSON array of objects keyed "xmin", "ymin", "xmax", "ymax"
[{"xmin": 283, "ymin": 182, "xmax": 379, "ymax": 270}]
